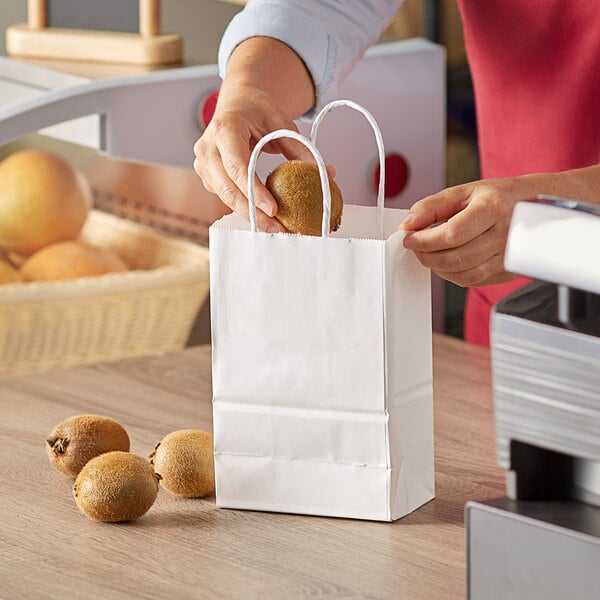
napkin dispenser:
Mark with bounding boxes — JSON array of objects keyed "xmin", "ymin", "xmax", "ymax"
[{"xmin": 467, "ymin": 196, "xmax": 600, "ymax": 599}]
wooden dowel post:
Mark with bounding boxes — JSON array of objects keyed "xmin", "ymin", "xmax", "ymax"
[
  {"xmin": 9, "ymin": 0, "xmax": 182, "ymax": 66},
  {"xmin": 28, "ymin": 0, "xmax": 46, "ymax": 30},
  {"xmin": 139, "ymin": 0, "xmax": 161, "ymax": 37}
]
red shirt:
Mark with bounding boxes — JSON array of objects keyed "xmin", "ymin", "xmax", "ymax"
[{"xmin": 457, "ymin": 0, "xmax": 600, "ymax": 345}]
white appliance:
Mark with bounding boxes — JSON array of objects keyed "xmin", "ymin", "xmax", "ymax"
[{"xmin": 0, "ymin": 38, "xmax": 446, "ymax": 330}]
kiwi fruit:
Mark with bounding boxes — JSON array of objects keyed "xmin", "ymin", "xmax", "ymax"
[
  {"xmin": 149, "ymin": 429, "xmax": 215, "ymax": 498},
  {"xmin": 46, "ymin": 414, "xmax": 130, "ymax": 478},
  {"xmin": 265, "ymin": 159, "xmax": 343, "ymax": 236},
  {"xmin": 73, "ymin": 451, "xmax": 160, "ymax": 522}
]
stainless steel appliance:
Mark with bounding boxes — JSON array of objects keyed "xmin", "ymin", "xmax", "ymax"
[{"xmin": 467, "ymin": 196, "xmax": 600, "ymax": 599}]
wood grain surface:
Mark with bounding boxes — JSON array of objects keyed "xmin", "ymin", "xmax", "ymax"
[{"xmin": 0, "ymin": 335, "xmax": 505, "ymax": 600}]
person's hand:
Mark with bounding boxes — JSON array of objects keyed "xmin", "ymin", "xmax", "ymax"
[
  {"xmin": 400, "ymin": 177, "xmax": 538, "ymax": 287},
  {"xmin": 193, "ymin": 85, "xmax": 315, "ymax": 233}
]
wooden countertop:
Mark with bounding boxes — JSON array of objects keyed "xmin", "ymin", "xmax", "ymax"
[{"xmin": 0, "ymin": 334, "xmax": 505, "ymax": 600}]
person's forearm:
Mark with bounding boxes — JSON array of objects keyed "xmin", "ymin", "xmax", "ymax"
[
  {"xmin": 219, "ymin": 36, "xmax": 315, "ymax": 120},
  {"xmin": 520, "ymin": 164, "xmax": 600, "ymax": 204},
  {"xmin": 555, "ymin": 163, "xmax": 600, "ymax": 203}
]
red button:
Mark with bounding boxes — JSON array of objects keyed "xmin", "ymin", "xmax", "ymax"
[
  {"xmin": 199, "ymin": 89, "xmax": 219, "ymax": 128},
  {"xmin": 373, "ymin": 153, "xmax": 409, "ymax": 198}
]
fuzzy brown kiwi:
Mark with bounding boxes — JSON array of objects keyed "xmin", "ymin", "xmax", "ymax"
[
  {"xmin": 265, "ymin": 159, "xmax": 343, "ymax": 236},
  {"xmin": 148, "ymin": 429, "xmax": 215, "ymax": 498},
  {"xmin": 73, "ymin": 451, "xmax": 160, "ymax": 522},
  {"xmin": 46, "ymin": 414, "xmax": 130, "ymax": 478}
]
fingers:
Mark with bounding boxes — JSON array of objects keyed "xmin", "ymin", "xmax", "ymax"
[
  {"xmin": 398, "ymin": 176, "xmax": 530, "ymax": 287},
  {"xmin": 402, "ymin": 187, "xmax": 512, "ymax": 252},
  {"xmin": 400, "ymin": 185, "xmax": 474, "ymax": 231},
  {"xmin": 402, "ymin": 198, "xmax": 498, "ymax": 254},
  {"xmin": 193, "ymin": 144, "xmax": 285, "ymax": 234},
  {"xmin": 408, "ymin": 228, "xmax": 501, "ymax": 273},
  {"xmin": 193, "ymin": 91, "xmax": 317, "ymax": 233},
  {"xmin": 195, "ymin": 122, "xmax": 278, "ymax": 216},
  {"xmin": 223, "ymin": 135, "xmax": 280, "ymax": 218},
  {"xmin": 403, "ymin": 206, "xmax": 498, "ymax": 253},
  {"xmin": 416, "ymin": 251, "xmax": 512, "ymax": 287},
  {"xmin": 403, "ymin": 214, "xmax": 512, "ymax": 286}
]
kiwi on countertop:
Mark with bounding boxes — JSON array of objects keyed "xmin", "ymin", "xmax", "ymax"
[
  {"xmin": 46, "ymin": 414, "xmax": 130, "ymax": 478},
  {"xmin": 73, "ymin": 451, "xmax": 160, "ymax": 522},
  {"xmin": 149, "ymin": 429, "xmax": 215, "ymax": 498}
]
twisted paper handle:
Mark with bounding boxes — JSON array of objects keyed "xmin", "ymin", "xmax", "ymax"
[{"xmin": 311, "ymin": 99, "xmax": 386, "ymax": 232}]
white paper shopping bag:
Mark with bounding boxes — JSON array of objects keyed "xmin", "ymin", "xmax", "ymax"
[{"xmin": 210, "ymin": 101, "xmax": 434, "ymax": 521}]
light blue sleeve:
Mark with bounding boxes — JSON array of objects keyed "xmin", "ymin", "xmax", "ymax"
[{"xmin": 218, "ymin": 0, "xmax": 403, "ymax": 113}]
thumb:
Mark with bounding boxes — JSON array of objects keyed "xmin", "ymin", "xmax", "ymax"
[{"xmin": 400, "ymin": 186, "xmax": 471, "ymax": 231}]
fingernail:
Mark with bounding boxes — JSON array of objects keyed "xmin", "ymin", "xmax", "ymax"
[
  {"xmin": 401, "ymin": 213, "xmax": 415, "ymax": 228},
  {"xmin": 403, "ymin": 233, "xmax": 415, "ymax": 248},
  {"xmin": 257, "ymin": 199, "xmax": 275, "ymax": 217},
  {"xmin": 267, "ymin": 225, "xmax": 281, "ymax": 234}
]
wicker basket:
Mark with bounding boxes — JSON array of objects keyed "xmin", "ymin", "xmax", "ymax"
[{"xmin": 0, "ymin": 210, "xmax": 210, "ymax": 378}]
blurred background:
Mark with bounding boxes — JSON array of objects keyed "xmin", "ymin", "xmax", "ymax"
[
  {"xmin": 0, "ymin": 0, "xmax": 479, "ymax": 341},
  {"xmin": 0, "ymin": 1, "xmax": 241, "ymax": 63}
]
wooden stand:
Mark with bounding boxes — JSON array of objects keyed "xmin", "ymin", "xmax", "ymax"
[{"xmin": 6, "ymin": 0, "xmax": 183, "ymax": 66}]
